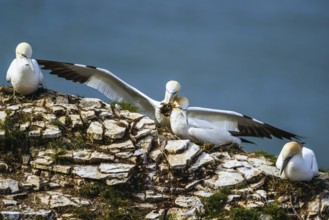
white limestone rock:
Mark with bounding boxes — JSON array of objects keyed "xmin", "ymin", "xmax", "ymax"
[
  {"xmin": 175, "ymin": 195, "xmax": 204, "ymax": 212},
  {"xmin": 145, "ymin": 209, "xmax": 166, "ymax": 220},
  {"xmin": 237, "ymin": 166, "xmax": 262, "ymax": 180},
  {"xmin": 222, "ymin": 159, "xmax": 244, "ymax": 169},
  {"xmin": 87, "ymin": 121, "xmax": 103, "ymax": 141},
  {"xmin": 79, "ymin": 97, "xmax": 103, "ymax": 109},
  {"xmin": 80, "ymin": 110, "xmax": 96, "ymax": 123},
  {"xmin": 28, "ymin": 128, "xmax": 42, "ymax": 137},
  {"xmin": 72, "ymin": 165, "xmax": 110, "ymax": 180},
  {"xmin": 90, "ymin": 151, "xmax": 115, "ymax": 162},
  {"xmin": 165, "ymin": 140, "xmax": 190, "ymax": 154},
  {"xmin": 53, "ymin": 165, "xmax": 72, "ymax": 174},
  {"xmin": 72, "ymin": 150, "xmax": 91, "ymax": 162},
  {"xmin": 204, "ymin": 171, "xmax": 244, "ymax": 189},
  {"xmin": 0, "ymin": 178, "xmax": 20, "ymax": 194},
  {"xmin": 99, "ymin": 163, "xmax": 135, "ymax": 174},
  {"xmin": 103, "ymin": 119, "xmax": 126, "ymax": 139},
  {"xmin": 98, "ymin": 139, "xmax": 135, "ymax": 153},
  {"xmin": 69, "ymin": 114, "xmax": 83, "ymax": 129},
  {"xmin": 43, "ymin": 125, "xmax": 62, "ymax": 139},
  {"xmin": 189, "ymin": 152, "xmax": 215, "ymax": 172},
  {"xmin": 167, "ymin": 142, "xmax": 200, "ymax": 170},
  {"xmin": 0, "ymin": 111, "xmax": 7, "ymax": 123}
]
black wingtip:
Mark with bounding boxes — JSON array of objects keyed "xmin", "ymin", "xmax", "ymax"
[{"xmin": 240, "ymin": 138, "xmax": 256, "ymax": 145}]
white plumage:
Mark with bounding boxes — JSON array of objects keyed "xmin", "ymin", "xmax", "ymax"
[
  {"xmin": 37, "ymin": 59, "xmax": 300, "ymax": 142},
  {"xmin": 6, "ymin": 42, "xmax": 43, "ymax": 95},
  {"xmin": 276, "ymin": 141, "xmax": 318, "ymax": 181},
  {"xmin": 37, "ymin": 59, "xmax": 180, "ymax": 126},
  {"xmin": 170, "ymin": 97, "xmax": 300, "ymax": 145}
]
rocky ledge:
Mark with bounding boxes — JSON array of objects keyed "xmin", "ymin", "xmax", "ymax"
[{"xmin": 0, "ymin": 85, "xmax": 328, "ymax": 220}]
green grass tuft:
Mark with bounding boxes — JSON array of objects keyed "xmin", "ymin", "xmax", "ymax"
[
  {"xmin": 201, "ymin": 187, "xmax": 230, "ymax": 218},
  {"xmin": 111, "ymin": 101, "xmax": 139, "ymax": 113},
  {"xmin": 230, "ymin": 207, "xmax": 260, "ymax": 220}
]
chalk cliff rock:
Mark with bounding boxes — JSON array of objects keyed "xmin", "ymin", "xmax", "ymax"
[{"xmin": 0, "ymin": 85, "xmax": 328, "ymax": 219}]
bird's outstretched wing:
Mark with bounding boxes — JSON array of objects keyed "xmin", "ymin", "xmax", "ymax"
[
  {"xmin": 187, "ymin": 106, "xmax": 300, "ymax": 140},
  {"xmin": 37, "ymin": 59, "xmax": 158, "ymax": 119}
]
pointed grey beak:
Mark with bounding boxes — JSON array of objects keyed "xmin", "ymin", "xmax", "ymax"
[{"xmin": 280, "ymin": 156, "xmax": 292, "ymax": 176}]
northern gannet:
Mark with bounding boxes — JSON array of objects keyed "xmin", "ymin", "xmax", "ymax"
[
  {"xmin": 6, "ymin": 42, "xmax": 44, "ymax": 95},
  {"xmin": 36, "ymin": 60, "xmax": 300, "ymax": 141},
  {"xmin": 171, "ymin": 97, "xmax": 300, "ymax": 145},
  {"xmin": 276, "ymin": 141, "xmax": 318, "ymax": 181},
  {"xmin": 36, "ymin": 59, "xmax": 180, "ymax": 126}
]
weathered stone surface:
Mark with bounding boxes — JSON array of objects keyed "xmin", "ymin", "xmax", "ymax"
[
  {"xmin": 167, "ymin": 207, "xmax": 199, "ymax": 220},
  {"xmin": 189, "ymin": 152, "xmax": 214, "ymax": 171},
  {"xmin": 69, "ymin": 114, "xmax": 83, "ymax": 128},
  {"xmin": 53, "ymin": 165, "xmax": 72, "ymax": 174},
  {"xmin": 98, "ymin": 139, "xmax": 135, "ymax": 153},
  {"xmin": 28, "ymin": 128, "xmax": 42, "ymax": 137},
  {"xmin": 90, "ymin": 151, "xmax": 114, "ymax": 162},
  {"xmin": 80, "ymin": 110, "xmax": 96, "ymax": 123},
  {"xmin": 99, "ymin": 163, "xmax": 135, "ymax": 174},
  {"xmin": 149, "ymin": 147, "xmax": 163, "ymax": 162},
  {"xmin": 237, "ymin": 166, "xmax": 262, "ymax": 180},
  {"xmin": 165, "ymin": 139, "xmax": 189, "ymax": 154},
  {"xmin": 87, "ymin": 121, "xmax": 103, "ymax": 141},
  {"xmin": 204, "ymin": 171, "xmax": 244, "ymax": 189},
  {"xmin": 79, "ymin": 97, "xmax": 103, "ymax": 109},
  {"xmin": 2, "ymin": 199, "xmax": 18, "ymax": 206},
  {"xmin": 0, "ymin": 178, "xmax": 20, "ymax": 194},
  {"xmin": 43, "ymin": 125, "xmax": 62, "ymax": 138},
  {"xmin": 0, "ymin": 129, "xmax": 5, "ymax": 138},
  {"xmin": 0, "ymin": 210, "xmax": 54, "ymax": 220},
  {"xmin": 145, "ymin": 209, "xmax": 165, "ymax": 220},
  {"xmin": 72, "ymin": 150, "xmax": 92, "ymax": 162},
  {"xmin": 222, "ymin": 159, "xmax": 244, "ymax": 169},
  {"xmin": 175, "ymin": 195, "xmax": 204, "ymax": 212},
  {"xmin": 0, "ymin": 86, "xmax": 328, "ymax": 220},
  {"xmin": 19, "ymin": 122, "xmax": 30, "ymax": 131},
  {"xmin": 167, "ymin": 142, "xmax": 200, "ymax": 170},
  {"xmin": 0, "ymin": 111, "xmax": 7, "ymax": 123},
  {"xmin": 103, "ymin": 119, "xmax": 126, "ymax": 139},
  {"xmin": 26, "ymin": 175, "xmax": 48, "ymax": 190},
  {"xmin": 72, "ymin": 165, "xmax": 109, "ymax": 180}
]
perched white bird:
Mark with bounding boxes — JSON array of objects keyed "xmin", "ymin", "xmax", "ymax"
[
  {"xmin": 276, "ymin": 141, "xmax": 318, "ymax": 181},
  {"xmin": 6, "ymin": 42, "xmax": 43, "ymax": 95},
  {"xmin": 36, "ymin": 59, "xmax": 180, "ymax": 126},
  {"xmin": 36, "ymin": 59, "xmax": 299, "ymax": 142},
  {"xmin": 171, "ymin": 97, "xmax": 300, "ymax": 145}
]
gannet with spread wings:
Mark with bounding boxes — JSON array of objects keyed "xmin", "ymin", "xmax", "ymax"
[
  {"xmin": 36, "ymin": 59, "xmax": 180, "ymax": 126},
  {"xmin": 37, "ymin": 59, "xmax": 300, "ymax": 142},
  {"xmin": 171, "ymin": 97, "xmax": 300, "ymax": 145}
]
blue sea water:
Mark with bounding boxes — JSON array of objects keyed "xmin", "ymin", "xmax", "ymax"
[{"xmin": 1, "ymin": 1, "xmax": 329, "ymax": 168}]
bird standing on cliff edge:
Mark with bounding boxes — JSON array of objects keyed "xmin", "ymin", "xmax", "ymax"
[
  {"xmin": 6, "ymin": 42, "xmax": 44, "ymax": 96},
  {"xmin": 276, "ymin": 141, "xmax": 318, "ymax": 181}
]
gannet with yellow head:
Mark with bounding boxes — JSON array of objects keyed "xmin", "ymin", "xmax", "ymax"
[
  {"xmin": 170, "ymin": 96, "xmax": 300, "ymax": 145},
  {"xmin": 276, "ymin": 141, "xmax": 318, "ymax": 181},
  {"xmin": 171, "ymin": 97, "xmax": 243, "ymax": 145}
]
